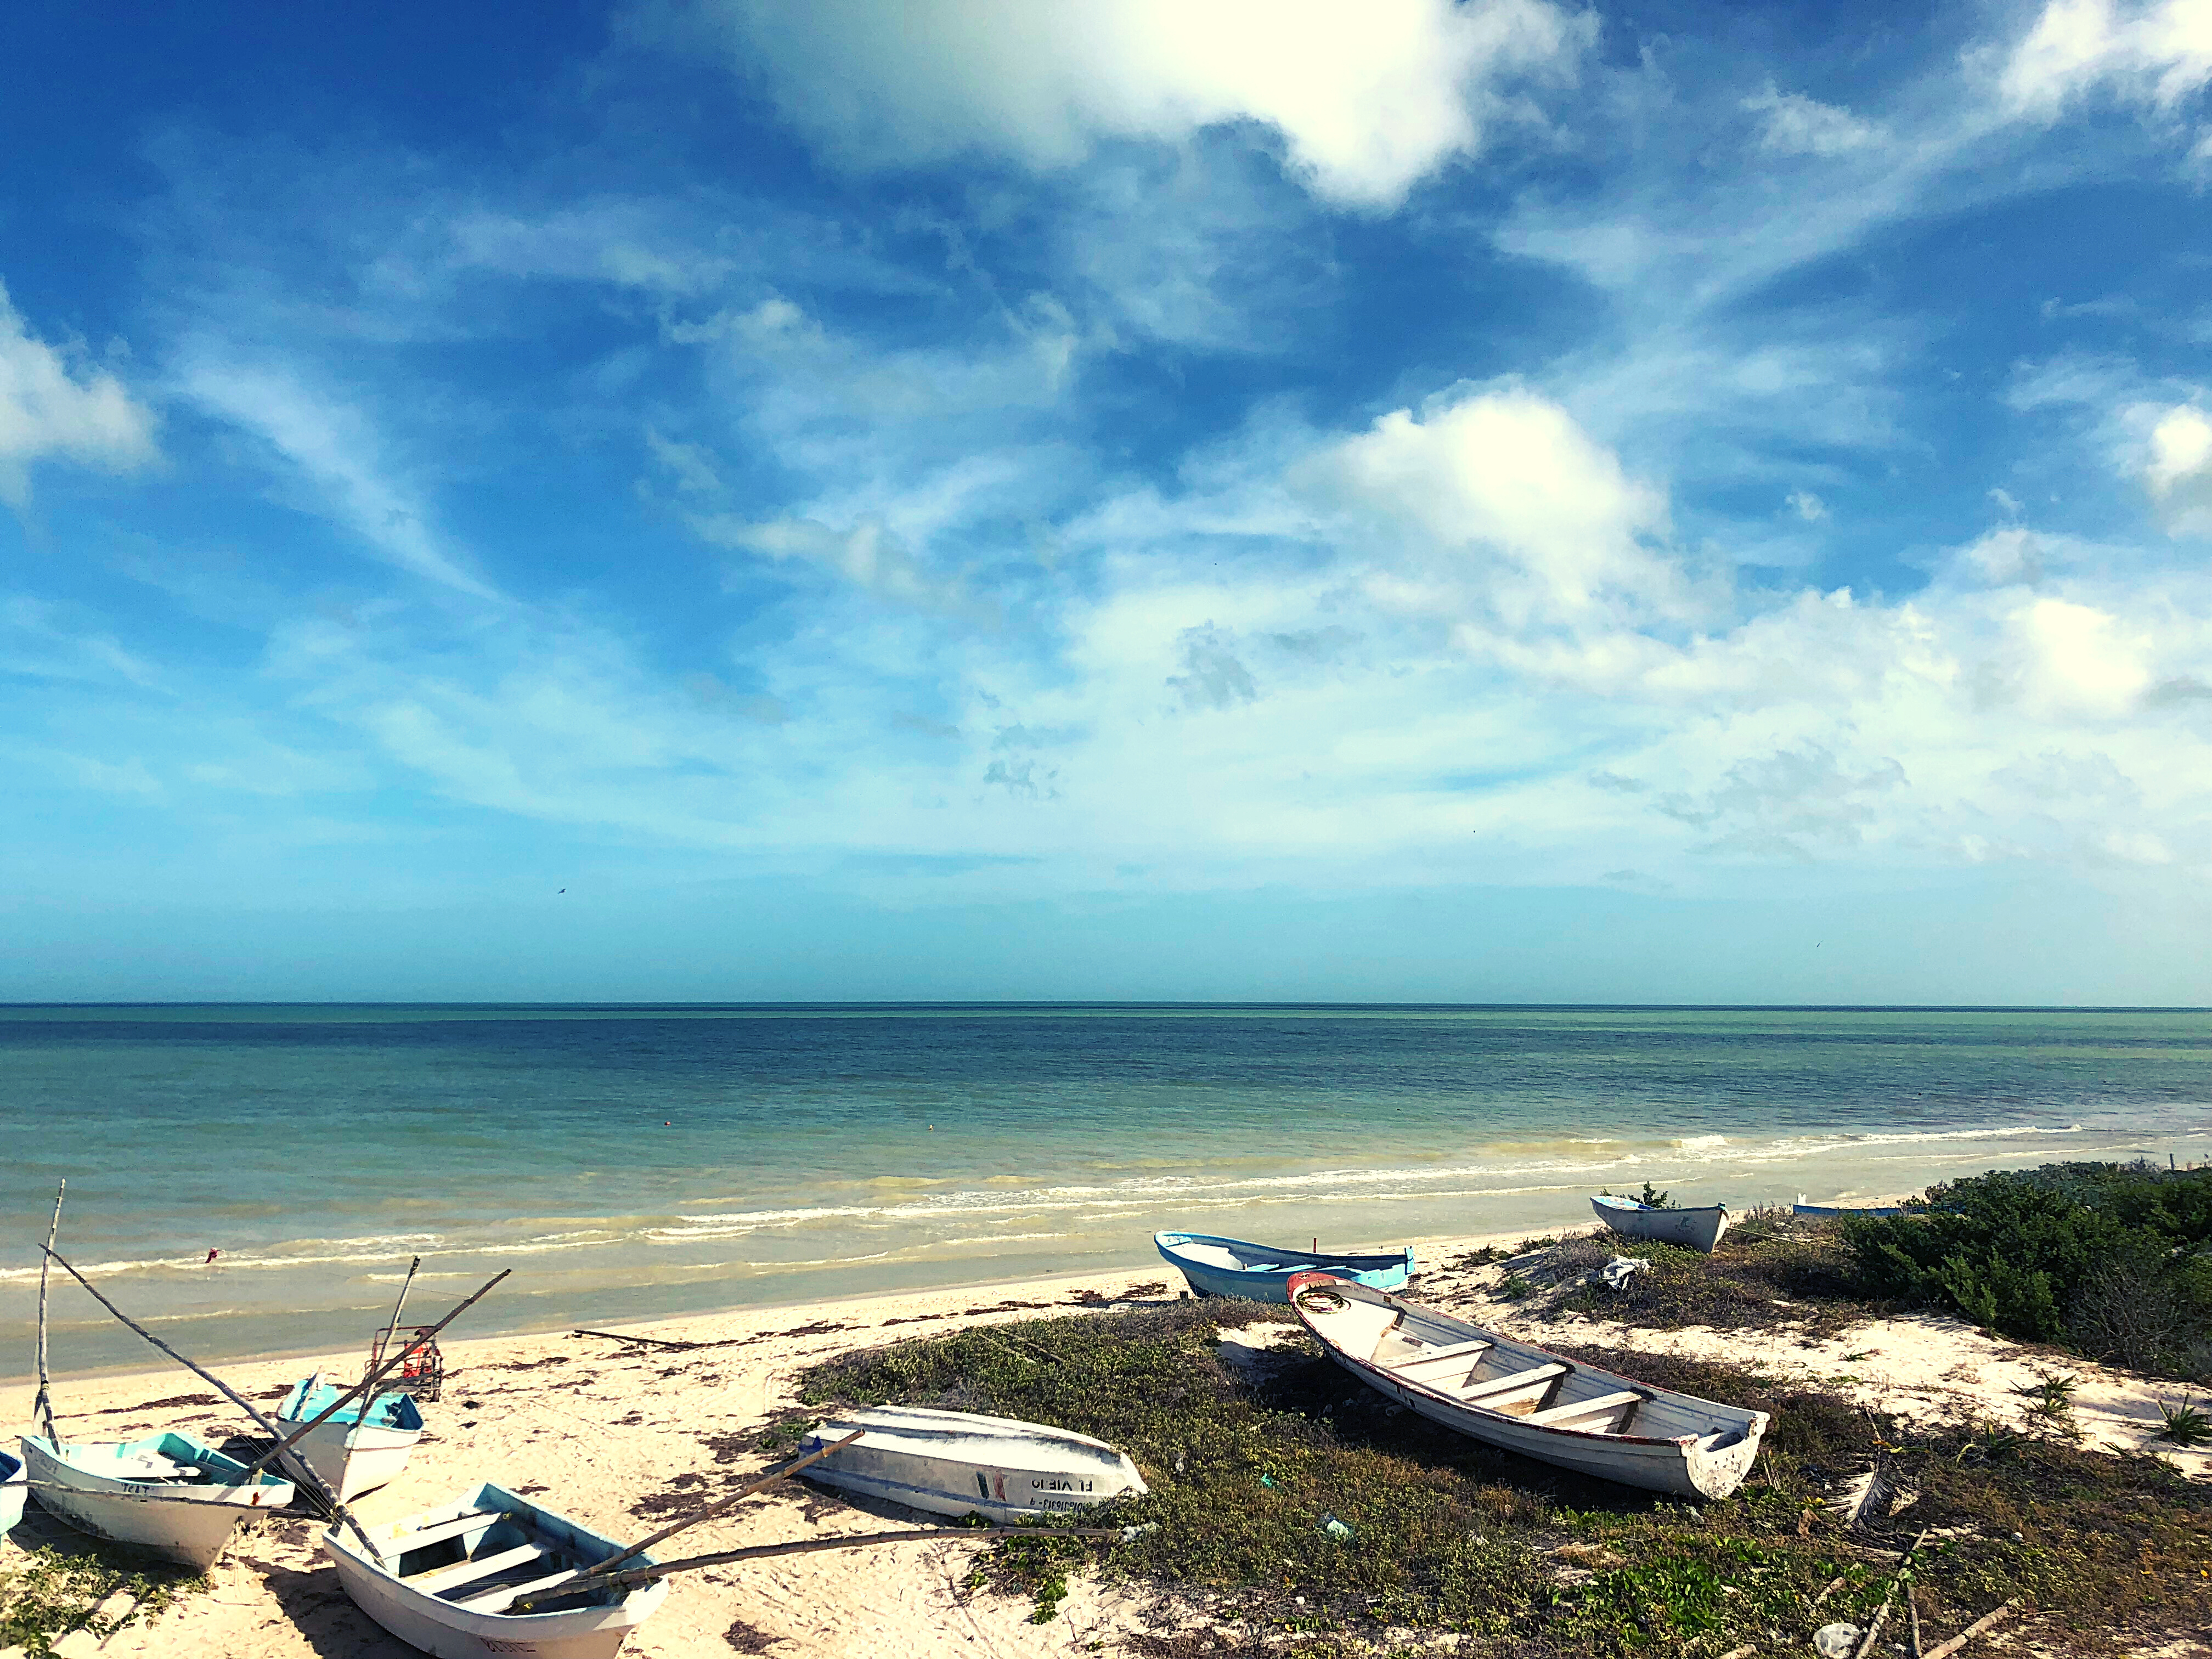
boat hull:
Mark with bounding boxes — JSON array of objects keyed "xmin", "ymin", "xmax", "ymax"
[
  {"xmin": 1590, "ymin": 1198, "xmax": 1730, "ymax": 1252},
  {"xmin": 20, "ymin": 1434, "xmax": 294, "ymax": 1568},
  {"xmin": 1288, "ymin": 1274, "xmax": 1765, "ymax": 1500},
  {"xmin": 0, "ymin": 1448, "xmax": 24, "ymax": 1533},
  {"xmin": 799, "ymin": 1406, "xmax": 1147, "ymax": 1524},
  {"xmin": 275, "ymin": 1376, "xmax": 423, "ymax": 1502},
  {"xmin": 323, "ymin": 1482, "xmax": 667, "ymax": 1659},
  {"xmin": 1154, "ymin": 1232, "xmax": 1413, "ymax": 1303},
  {"xmin": 1792, "ymin": 1201, "xmax": 1903, "ymax": 1218}
]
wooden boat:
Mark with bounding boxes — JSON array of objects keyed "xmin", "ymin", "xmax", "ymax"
[
  {"xmin": 1154, "ymin": 1231, "xmax": 1413, "ymax": 1302},
  {"xmin": 797, "ymin": 1406, "xmax": 1147, "ymax": 1523},
  {"xmin": 275, "ymin": 1372, "xmax": 424, "ymax": 1502},
  {"xmin": 18, "ymin": 1431, "xmax": 295, "ymax": 1568},
  {"xmin": 1590, "ymin": 1194, "xmax": 1731, "ymax": 1252},
  {"xmin": 1793, "ymin": 1195, "xmax": 1904, "ymax": 1218},
  {"xmin": 1288, "ymin": 1272, "xmax": 1767, "ymax": 1499},
  {"xmin": 322, "ymin": 1482, "xmax": 668, "ymax": 1659},
  {"xmin": 0, "ymin": 1446, "xmax": 25, "ymax": 1533}
]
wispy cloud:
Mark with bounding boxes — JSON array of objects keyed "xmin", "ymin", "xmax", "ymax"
[{"xmin": 0, "ymin": 279, "xmax": 159, "ymax": 507}]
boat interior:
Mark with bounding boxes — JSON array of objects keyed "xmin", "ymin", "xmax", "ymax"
[
  {"xmin": 1296, "ymin": 1286, "xmax": 1751, "ymax": 1446},
  {"xmin": 379, "ymin": 1498, "xmax": 630, "ymax": 1617},
  {"xmin": 282, "ymin": 1374, "xmax": 423, "ymax": 1432},
  {"xmin": 1164, "ymin": 1235, "xmax": 1401, "ymax": 1272},
  {"xmin": 71, "ymin": 1432, "xmax": 262, "ymax": 1490}
]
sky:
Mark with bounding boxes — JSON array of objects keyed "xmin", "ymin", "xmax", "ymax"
[{"xmin": 2, "ymin": 0, "xmax": 2209, "ymax": 1005}]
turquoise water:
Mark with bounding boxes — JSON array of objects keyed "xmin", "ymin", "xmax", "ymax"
[{"xmin": 3, "ymin": 1003, "xmax": 2206, "ymax": 1376}]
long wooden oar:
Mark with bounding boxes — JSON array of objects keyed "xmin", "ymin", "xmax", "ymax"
[
  {"xmin": 238, "ymin": 1268, "xmax": 511, "ymax": 1483},
  {"xmin": 572, "ymin": 1431, "xmax": 864, "ymax": 1582},
  {"xmin": 39, "ymin": 1244, "xmax": 385, "ymax": 1564},
  {"xmin": 32, "ymin": 1180, "xmax": 63, "ymax": 1444}
]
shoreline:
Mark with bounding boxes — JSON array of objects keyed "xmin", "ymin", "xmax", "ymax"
[{"xmin": 4, "ymin": 1208, "xmax": 2206, "ymax": 1659}]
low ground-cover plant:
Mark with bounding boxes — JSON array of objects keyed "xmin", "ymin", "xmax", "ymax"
[
  {"xmin": 1839, "ymin": 1163, "xmax": 2212, "ymax": 1376},
  {"xmin": 785, "ymin": 1302, "xmax": 2211, "ymax": 1655},
  {"xmin": 0, "ymin": 1542, "xmax": 200, "ymax": 1657},
  {"xmin": 1523, "ymin": 1219, "xmax": 1870, "ymax": 1339}
]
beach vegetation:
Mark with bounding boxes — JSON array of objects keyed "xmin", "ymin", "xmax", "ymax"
[
  {"xmin": 1838, "ymin": 1163, "xmax": 2212, "ymax": 1378},
  {"xmin": 0, "ymin": 1541, "xmax": 201, "ymax": 1657},
  {"xmin": 1513, "ymin": 1218, "xmax": 1870, "ymax": 1339},
  {"xmin": 785, "ymin": 1300, "xmax": 2212, "ymax": 1655},
  {"xmin": 2153, "ymin": 1396, "xmax": 2212, "ymax": 1447}
]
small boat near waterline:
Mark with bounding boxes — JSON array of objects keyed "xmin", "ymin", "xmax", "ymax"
[
  {"xmin": 0, "ymin": 1447, "xmax": 25, "ymax": 1533},
  {"xmin": 1793, "ymin": 1195, "xmax": 1905, "ymax": 1218},
  {"xmin": 1289, "ymin": 1272, "xmax": 1767, "ymax": 1499},
  {"xmin": 275, "ymin": 1372, "xmax": 424, "ymax": 1502},
  {"xmin": 1590, "ymin": 1195, "xmax": 1731, "ymax": 1252},
  {"xmin": 19, "ymin": 1432, "xmax": 295, "ymax": 1568},
  {"xmin": 1154, "ymin": 1231, "xmax": 1413, "ymax": 1302},
  {"xmin": 322, "ymin": 1482, "xmax": 668, "ymax": 1659},
  {"xmin": 798, "ymin": 1405, "xmax": 1148, "ymax": 1524}
]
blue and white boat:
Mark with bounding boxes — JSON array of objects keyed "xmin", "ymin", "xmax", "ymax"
[
  {"xmin": 20, "ymin": 1431, "xmax": 294, "ymax": 1568},
  {"xmin": 1154, "ymin": 1231, "xmax": 1413, "ymax": 1302},
  {"xmin": 1793, "ymin": 1195, "xmax": 1906, "ymax": 1218},
  {"xmin": 0, "ymin": 1446, "xmax": 25, "ymax": 1533},
  {"xmin": 276, "ymin": 1372, "xmax": 425, "ymax": 1502}
]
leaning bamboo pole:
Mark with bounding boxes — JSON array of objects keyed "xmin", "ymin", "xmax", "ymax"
[
  {"xmin": 238, "ymin": 1268, "xmax": 511, "ymax": 1485},
  {"xmin": 39, "ymin": 1244, "xmax": 387, "ymax": 1564},
  {"xmin": 574, "ymin": 1431, "xmax": 863, "ymax": 1581},
  {"xmin": 32, "ymin": 1180, "xmax": 63, "ymax": 1444}
]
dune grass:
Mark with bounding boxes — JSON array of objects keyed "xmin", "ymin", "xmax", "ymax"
[
  {"xmin": 0, "ymin": 1541, "xmax": 201, "ymax": 1657},
  {"xmin": 784, "ymin": 1300, "xmax": 2212, "ymax": 1656}
]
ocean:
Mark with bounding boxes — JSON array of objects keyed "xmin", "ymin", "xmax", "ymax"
[{"xmin": 3, "ymin": 1003, "xmax": 2206, "ymax": 1379}]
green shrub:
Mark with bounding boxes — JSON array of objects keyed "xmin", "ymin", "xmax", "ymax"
[{"xmin": 1839, "ymin": 1163, "xmax": 2212, "ymax": 1373}]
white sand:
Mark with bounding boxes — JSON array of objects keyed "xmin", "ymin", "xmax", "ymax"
[{"xmin": 1, "ymin": 1231, "xmax": 2204, "ymax": 1657}]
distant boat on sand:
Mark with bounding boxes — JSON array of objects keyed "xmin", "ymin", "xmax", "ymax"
[{"xmin": 1154, "ymin": 1231, "xmax": 1413, "ymax": 1302}]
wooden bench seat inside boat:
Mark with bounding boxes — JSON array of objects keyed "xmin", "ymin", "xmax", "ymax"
[
  {"xmin": 452, "ymin": 1564, "xmax": 582, "ymax": 1614},
  {"xmin": 1523, "ymin": 1389, "xmax": 1646, "ymax": 1430},
  {"xmin": 407, "ymin": 1540, "xmax": 548, "ymax": 1594},
  {"xmin": 393, "ymin": 1509, "xmax": 510, "ymax": 1554},
  {"xmin": 1448, "ymin": 1362, "xmax": 1569, "ymax": 1408},
  {"xmin": 1383, "ymin": 1337, "xmax": 1494, "ymax": 1375}
]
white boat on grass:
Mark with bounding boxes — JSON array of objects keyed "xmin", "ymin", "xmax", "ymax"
[
  {"xmin": 1591, "ymin": 1194, "xmax": 1731, "ymax": 1252},
  {"xmin": 275, "ymin": 1372, "xmax": 423, "ymax": 1501},
  {"xmin": 0, "ymin": 1447, "xmax": 25, "ymax": 1532},
  {"xmin": 798, "ymin": 1406, "xmax": 1147, "ymax": 1523},
  {"xmin": 1289, "ymin": 1272, "xmax": 1767, "ymax": 1499},
  {"xmin": 19, "ymin": 1431, "xmax": 295, "ymax": 1568},
  {"xmin": 323, "ymin": 1482, "xmax": 668, "ymax": 1659}
]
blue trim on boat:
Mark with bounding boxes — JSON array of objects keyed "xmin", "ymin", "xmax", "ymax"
[{"xmin": 1154, "ymin": 1231, "xmax": 1413, "ymax": 1303}]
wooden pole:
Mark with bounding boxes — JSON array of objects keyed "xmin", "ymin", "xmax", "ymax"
[
  {"xmin": 38, "ymin": 1243, "xmax": 387, "ymax": 1564},
  {"xmin": 32, "ymin": 1180, "xmax": 64, "ymax": 1444},
  {"xmin": 1920, "ymin": 1600, "xmax": 2019, "ymax": 1659},
  {"xmin": 240, "ymin": 1269, "xmax": 512, "ymax": 1482},
  {"xmin": 535, "ymin": 1526, "xmax": 1123, "ymax": 1605},
  {"xmin": 380, "ymin": 1256, "xmax": 422, "ymax": 1361},
  {"xmin": 575, "ymin": 1431, "xmax": 862, "ymax": 1579}
]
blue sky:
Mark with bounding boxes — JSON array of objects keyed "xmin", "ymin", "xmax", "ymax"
[{"xmin": 3, "ymin": 0, "xmax": 2209, "ymax": 1003}]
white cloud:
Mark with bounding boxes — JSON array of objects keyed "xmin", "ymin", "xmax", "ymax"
[
  {"xmin": 1743, "ymin": 87, "xmax": 1882, "ymax": 156},
  {"xmin": 1956, "ymin": 525, "xmax": 2046, "ymax": 586},
  {"xmin": 1301, "ymin": 387, "xmax": 1684, "ymax": 631},
  {"xmin": 1996, "ymin": 0, "xmax": 2212, "ymax": 116},
  {"xmin": 1787, "ymin": 489, "xmax": 1830, "ymax": 522},
  {"xmin": 668, "ymin": 0, "xmax": 1591, "ymax": 206},
  {"xmin": 2002, "ymin": 595, "xmax": 2153, "ymax": 716},
  {"xmin": 176, "ymin": 353, "xmax": 500, "ymax": 600},
  {"xmin": 0, "ymin": 281, "xmax": 159, "ymax": 506},
  {"xmin": 2141, "ymin": 404, "xmax": 2212, "ymax": 500}
]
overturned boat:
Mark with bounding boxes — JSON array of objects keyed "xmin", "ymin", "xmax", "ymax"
[
  {"xmin": 275, "ymin": 1372, "xmax": 424, "ymax": 1502},
  {"xmin": 1591, "ymin": 1194, "xmax": 1731, "ymax": 1252},
  {"xmin": 798, "ymin": 1405, "xmax": 1147, "ymax": 1523},
  {"xmin": 1155, "ymin": 1231, "xmax": 1413, "ymax": 1302},
  {"xmin": 1289, "ymin": 1273, "xmax": 1767, "ymax": 1499},
  {"xmin": 323, "ymin": 1482, "xmax": 668, "ymax": 1659},
  {"xmin": 19, "ymin": 1431, "xmax": 294, "ymax": 1568}
]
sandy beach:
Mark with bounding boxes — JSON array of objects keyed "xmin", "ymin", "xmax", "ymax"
[{"xmin": 4, "ymin": 1222, "xmax": 2206, "ymax": 1659}]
